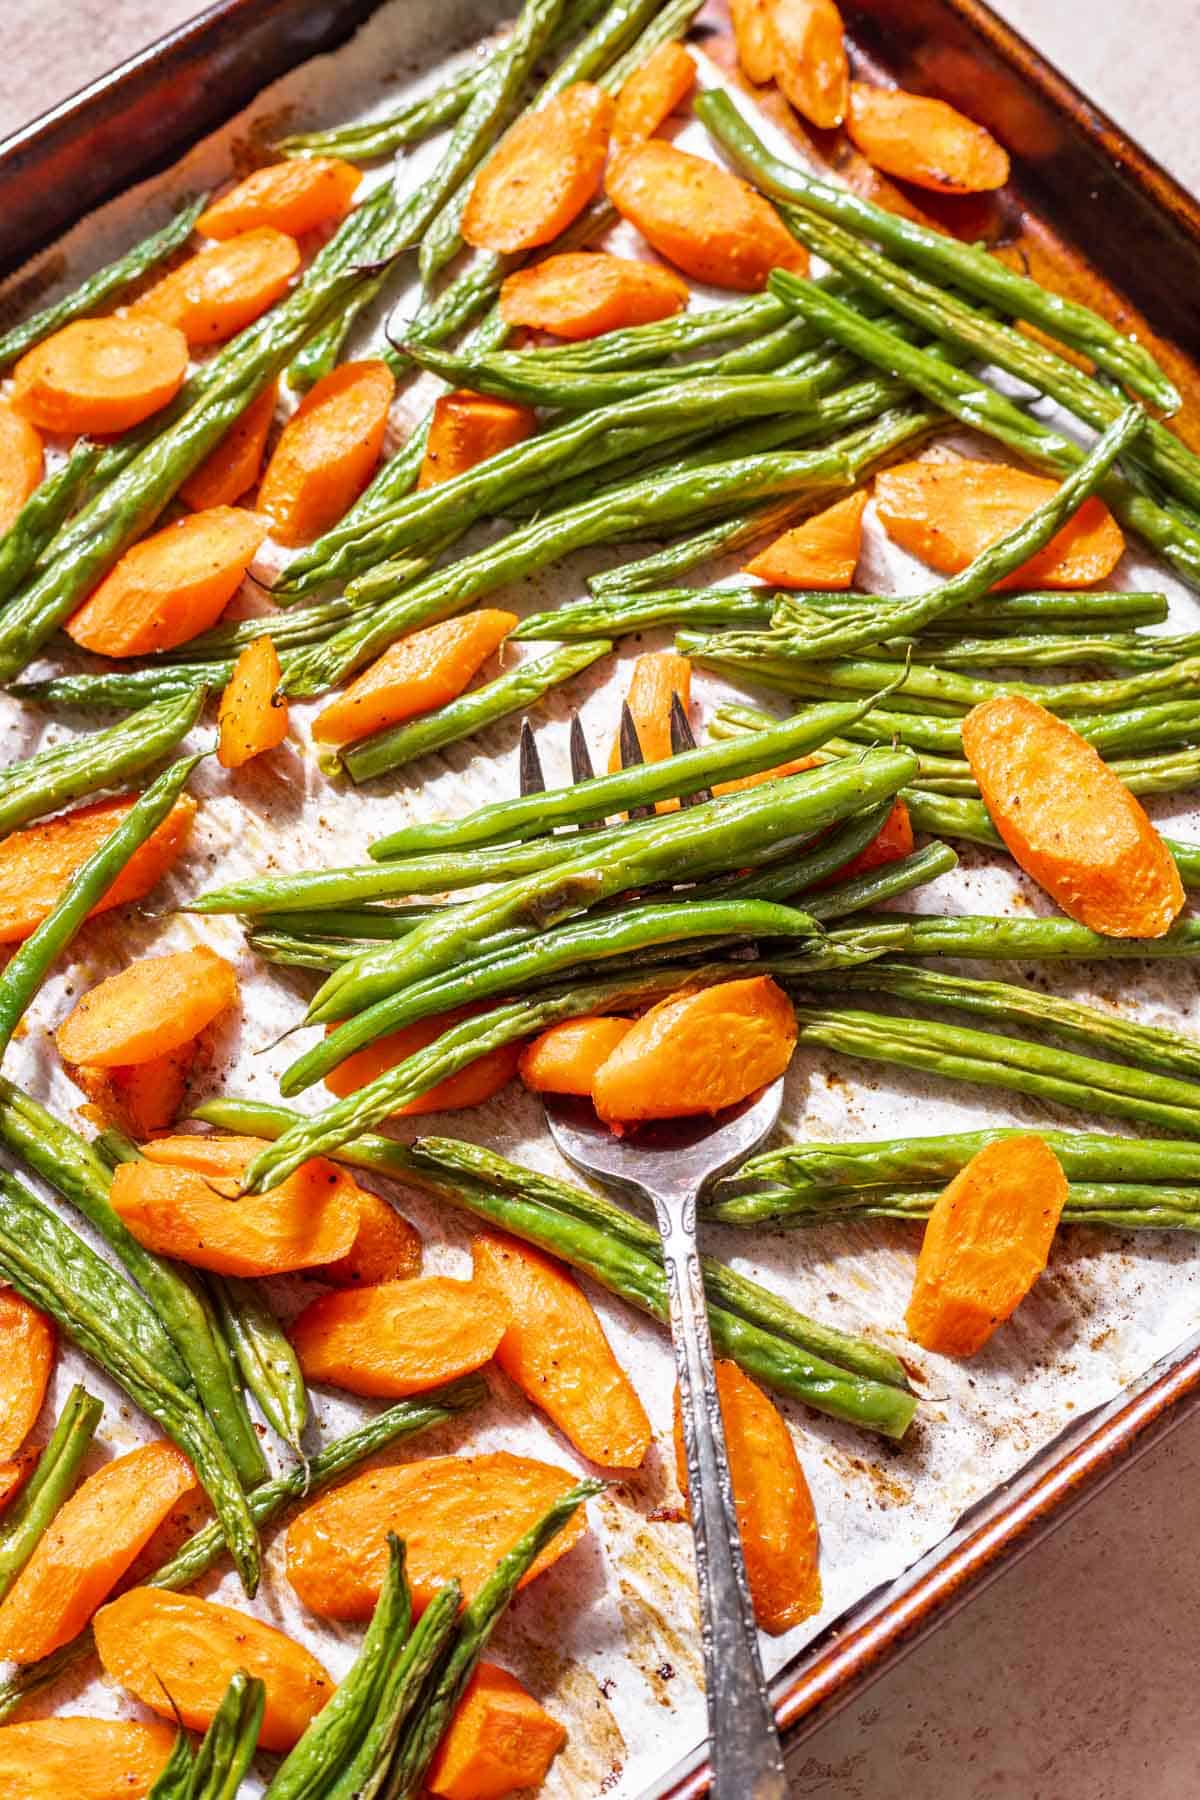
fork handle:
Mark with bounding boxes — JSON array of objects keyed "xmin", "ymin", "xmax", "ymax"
[{"xmin": 657, "ymin": 1200, "xmax": 788, "ymax": 1800}]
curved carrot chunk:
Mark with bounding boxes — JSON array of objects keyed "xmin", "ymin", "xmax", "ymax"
[
  {"xmin": 427, "ymin": 1663, "xmax": 567, "ymax": 1800},
  {"xmin": 258, "ymin": 359, "xmax": 394, "ymax": 545},
  {"xmin": 11, "ymin": 317, "xmax": 188, "ymax": 435},
  {"xmin": 743, "ymin": 489, "xmax": 866, "ymax": 587},
  {"xmin": 0, "ymin": 1446, "xmax": 39, "ymax": 1515},
  {"xmin": 906, "ymin": 1134, "xmax": 1068, "ymax": 1355},
  {"xmin": 464, "ymin": 83, "xmax": 613, "ymax": 253},
  {"xmin": 64, "ymin": 506, "xmax": 267, "ymax": 658},
  {"xmin": 94, "ymin": 1588, "xmax": 333, "ymax": 1753},
  {"xmin": 772, "ymin": 0, "xmax": 849, "ymax": 129},
  {"xmin": 819, "ymin": 794, "xmax": 913, "ymax": 883},
  {"xmin": 612, "ymin": 41, "xmax": 696, "ymax": 143},
  {"xmin": 417, "ymin": 391, "xmax": 536, "ymax": 489},
  {"xmin": 197, "ymin": 158, "xmax": 362, "ymax": 240},
  {"xmin": 0, "ymin": 1292, "xmax": 54, "ymax": 1461},
  {"xmin": 0, "ymin": 794, "xmax": 196, "ymax": 946},
  {"xmin": 519, "ymin": 1016, "xmax": 633, "ymax": 1097},
  {"xmin": 286, "ymin": 1451, "xmax": 588, "ymax": 1619},
  {"xmin": 730, "ymin": 0, "xmax": 779, "ymax": 83},
  {"xmin": 133, "ymin": 228, "xmax": 301, "ymax": 345},
  {"xmin": 606, "ymin": 140, "xmax": 807, "ymax": 291},
  {"xmin": 57, "ymin": 946, "xmax": 238, "ymax": 1068},
  {"xmin": 0, "ymin": 1441, "xmax": 195, "ymax": 1663},
  {"xmin": 873, "ymin": 459, "xmax": 1125, "ymax": 589},
  {"xmin": 592, "ymin": 976, "xmax": 797, "ymax": 1126},
  {"xmin": 846, "ymin": 83, "xmax": 1010, "ymax": 194},
  {"xmin": 180, "ymin": 378, "xmax": 278, "ymax": 510},
  {"xmin": 0, "ymin": 1718, "xmax": 177, "ymax": 1800},
  {"xmin": 321, "ymin": 1007, "xmax": 520, "ymax": 1114},
  {"xmin": 499, "ymin": 252, "xmax": 688, "ymax": 340},
  {"xmin": 218, "ymin": 634, "xmax": 289, "ymax": 767},
  {"xmin": 313, "ymin": 608, "xmax": 517, "ymax": 747},
  {"xmin": 607, "ymin": 651, "xmax": 692, "ymax": 799},
  {"xmin": 290, "ymin": 1276, "xmax": 508, "ymax": 1398},
  {"xmin": 673, "ymin": 1360, "xmax": 821, "ymax": 1632},
  {"xmin": 961, "ymin": 695, "xmax": 1184, "ymax": 937},
  {"xmin": 0, "ymin": 404, "xmax": 43, "ymax": 533},
  {"xmin": 474, "ymin": 1232, "xmax": 651, "ymax": 1469},
  {"xmin": 64, "ymin": 1050, "xmax": 192, "ymax": 1139},
  {"xmin": 320, "ymin": 1187, "xmax": 422, "ymax": 1287}
]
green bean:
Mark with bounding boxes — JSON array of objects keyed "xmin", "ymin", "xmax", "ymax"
[
  {"xmin": 177, "ymin": 595, "xmax": 363, "ymax": 659},
  {"xmin": 284, "ymin": 186, "xmax": 402, "ymax": 391},
  {"xmin": 277, "ymin": 65, "xmax": 480, "ymax": 160},
  {"xmin": 328, "ymin": 1579, "xmax": 462, "ymax": 1800},
  {"xmin": 832, "ymin": 911, "xmax": 1200, "ymax": 961},
  {"xmin": 804, "ymin": 842, "xmax": 959, "ymax": 920},
  {"xmin": 876, "ymin": 630, "xmax": 1182, "ymax": 670},
  {"xmin": 513, "ymin": 585, "xmax": 777, "ymax": 640},
  {"xmin": 208, "ymin": 1275, "xmax": 308, "ymax": 1454},
  {"xmin": 147, "ymin": 1730, "xmax": 195, "ymax": 1800},
  {"xmin": 186, "ymin": 1671, "xmax": 265, "ymax": 1800},
  {"xmin": 0, "ymin": 1384, "xmax": 103, "ymax": 1603},
  {"xmin": 0, "ymin": 439, "xmax": 100, "ymax": 607},
  {"xmin": 254, "ymin": 905, "xmax": 446, "ymax": 938},
  {"xmin": 247, "ymin": 931, "xmax": 379, "ymax": 971},
  {"xmin": 531, "ymin": 295, "xmax": 788, "ymax": 371},
  {"xmin": 709, "ymin": 1178, "xmax": 1200, "ymax": 1232}
]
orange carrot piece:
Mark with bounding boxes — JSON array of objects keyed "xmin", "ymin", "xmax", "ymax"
[
  {"xmin": 56, "ymin": 946, "xmax": 238, "ymax": 1068},
  {"xmin": 499, "ymin": 252, "xmax": 688, "ymax": 340},
  {"xmin": 906, "ymin": 1135, "xmax": 1068, "ymax": 1355},
  {"xmin": 417, "ymin": 391, "xmax": 536, "ymax": 489},
  {"xmin": 0, "ymin": 1292, "xmax": 54, "ymax": 1461},
  {"xmin": 11, "ymin": 317, "xmax": 188, "ymax": 435},
  {"xmin": 961, "ymin": 695, "xmax": 1184, "ymax": 937},
  {"xmin": 713, "ymin": 754, "xmax": 818, "ymax": 796},
  {"xmin": 313, "ymin": 608, "xmax": 518, "ymax": 746},
  {"xmin": 846, "ymin": 83, "xmax": 1010, "ymax": 194},
  {"xmin": 0, "ymin": 1441, "xmax": 196, "ymax": 1664},
  {"xmin": 63, "ymin": 1050, "xmax": 193, "ymax": 1140},
  {"xmin": 290, "ymin": 1276, "xmax": 508, "ymax": 1398},
  {"xmin": 320, "ymin": 1188, "xmax": 422, "ymax": 1287},
  {"xmin": 286, "ymin": 1451, "xmax": 588, "ymax": 1619},
  {"xmin": 0, "ymin": 1446, "xmax": 39, "ymax": 1516},
  {"xmin": 771, "ymin": 0, "xmax": 849, "ymax": 129},
  {"xmin": 607, "ymin": 650, "xmax": 692, "ymax": 781},
  {"xmin": 606, "ymin": 140, "xmax": 808, "ymax": 291},
  {"xmin": 426, "ymin": 1663, "xmax": 567, "ymax": 1800},
  {"xmin": 0, "ymin": 793, "xmax": 196, "ymax": 946},
  {"xmin": 463, "ymin": 83, "xmax": 614, "ymax": 253},
  {"xmin": 818, "ymin": 794, "xmax": 914, "ymax": 884},
  {"xmin": 179, "ymin": 378, "xmax": 278, "ymax": 510},
  {"xmin": 64, "ymin": 506, "xmax": 267, "ymax": 658},
  {"xmin": 94, "ymin": 1588, "xmax": 333, "ymax": 1754},
  {"xmin": 612, "ymin": 41, "xmax": 696, "ymax": 143},
  {"xmin": 873, "ymin": 458, "xmax": 1125, "ymax": 589},
  {"xmin": 0, "ymin": 404, "xmax": 43, "ymax": 533},
  {"xmin": 321, "ymin": 1007, "xmax": 520, "ymax": 1114},
  {"xmin": 197, "ymin": 158, "xmax": 362, "ymax": 240},
  {"xmin": 730, "ymin": 0, "xmax": 779, "ymax": 83},
  {"xmin": 132, "ymin": 228, "xmax": 301, "ymax": 345},
  {"xmin": 258, "ymin": 359, "xmax": 394, "ymax": 545},
  {"xmin": 0, "ymin": 1717, "xmax": 177, "ymax": 1800},
  {"xmin": 673, "ymin": 1360, "xmax": 821, "ymax": 1632},
  {"xmin": 743, "ymin": 489, "xmax": 866, "ymax": 587},
  {"xmin": 518, "ymin": 1016, "xmax": 633, "ymax": 1097},
  {"xmin": 474, "ymin": 1232, "xmax": 651, "ymax": 1469},
  {"xmin": 592, "ymin": 976, "xmax": 797, "ymax": 1126},
  {"xmin": 218, "ymin": 635, "xmax": 289, "ymax": 767}
]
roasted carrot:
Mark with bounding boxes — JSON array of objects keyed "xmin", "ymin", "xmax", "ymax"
[
  {"xmin": 286, "ymin": 1451, "xmax": 588, "ymax": 1619},
  {"xmin": 673, "ymin": 1360, "xmax": 821, "ymax": 1632},
  {"xmin": 257, "ymin": 359, "xmax": 395, "ymax": 545},
  {"xmin": 518, "ymin": 1016, "xmax": 633, "ymax": 1097},
  {"xmin": 612, "ymin": 41, "xmax": 696, "ymax": 143},
  {"xmin": 322, "ymin": 1007, "xmax": 521, "ymax": 1112},
  {"xmin": 592, "ymin": 976, "xmax": 798, "ymax": 1125},
  {"xmin": 818, "ymin": 794, "xmax": 913, "ymax": 882},
  {"xmin": 0, "ymin": 1291, "xmax": 54, "ymax": 1461},
  {"xmin": 463, "ymin": 83, "xmax": 614, "ymax": 252},
  {"xmin": 63, "ymin": 1050, "xmax": 192, "ymax": 1140},
  {"xmin": 218, "ymin": 635, "xmax": 289, "ymax": 767},
  {"xmin": 730, "ymin": 0, "xmax": 779, "ymax": 83},
  {"xmin": 320, "ymin": 1187, "xmax": 422, "ymax": 1287},
  {"xmin": 743, "ymin": 489, "xmax": 866, "ymax": 587},
  {"xmin": 197, "ymin": 158, "xmax": 362, "ymax": 240},
  {"xmin": 0, "ymin": 404, "xmax": 43, "ymax": 534},
  {"xmin": 607, "ymin": 651, "xmax": 692, "ymax": 793},
  {"xmin": 64, "ymin": 506, "xmax": 267, "ymax": 657},
  {"xmin": 289, "ymin": 1276, "xmax": 508, "ymax": 1398},
  {"xmin": 906, "ymin": 1134, "xmax": 1068, "ymax": 1355},
  {"xmin": 772, "ymin": 0, "xmax": 849, "ymax": 129},
  {"xmin": 0, "ymin": 1441, "xmax": 196, "ymax": 1663},
  {"xmin": 132, "ymin": 228, "xmax": 301, "ymax": 345},
  {"xmin": 179, "ymin": 378, "xmax": 278, "ymax": 510},
  {"xmin": 873, "ymin": 458, "xmax": 1125, "ymax": 589},
  {"xmin": 961, "ymin": 695, "xmax": 1185, "ymax": 937},
  {"xmin": 846, "ymin": 82, "xmax": 1010, "ymax": 194},
  {"xmin": 313, "ymin": 609, "xmax": 517, "ymax": 746},
  {"xmin": 426, "ymin": 1663, "xmax": 567, "ymax": 1800},
  {"xmin": 499, "ymin": 252, "xmax": 689, "ymax": 339},
  {"xmin": 417, "ymin": 391, "xmax": 536, "ymax": 489},
  {"xmin": 0, "ymin": 1446, "xmax": 39, "ymax": 1516},
  {"xmin": 473, "ymin": 1232, "xmax": 651, "ymax": 1469},
  {"xmin": 94, "ymin": 1587, "xmax": 333, "ymax": 1753},
  {"xmin": 0, "ymin": 1718, "xmax": 177, "ymax": 1800},
  {"xmin": 11, "ymin": 317, "xmax": 188, "ymax": 435},
  {"xmin": 713, "ymin": 755, "xmax": 818, "ymax": 796},
  {"xmin": 57, "ymin": 946, "xmax": 238, "ymax": 1067}
]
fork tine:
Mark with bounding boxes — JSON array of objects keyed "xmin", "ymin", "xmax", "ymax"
[
  {"xmin": 619, "ymin": 701, "xmax": 653, "ymax": 820},
  {"xmin": 569, "ymin": 712, "xmax": 595, "ymax": 784},
  {"xmin": 518, "ymin": 718, "xmax": 545, "ymax": 797},
  {"xmin": 670, "ymin": 690, "xmax": 713, "ymax": 808}
]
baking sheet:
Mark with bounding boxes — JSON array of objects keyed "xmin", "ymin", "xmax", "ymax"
[{"xmin": 3, "ymin": 4, "xmax": 1200, "ymax": 1794}]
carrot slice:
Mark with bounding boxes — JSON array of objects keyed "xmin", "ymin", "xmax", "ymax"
[
  {"xmin": 873, "ymin": 458, "xmax": 1125, "ymax": 589},
  {"xmin": 819, "ymin": 794, "xmax": 914, "ymax": 883},
  {"xmin": 607, "ymin": 651, "xmax": 692, "ymax": 786},
  {"xmin": 427, "ymin": 1663, "xmax": 567, "ymax": 1800},
  {"xmin": 0, "ymin": 1718, "xmax": 177, "ymax": 1800},
  {"xmin": 94, "ymin": 1588, "xmax": 332, "ymax": 1754},
  {"xmin": 197, "ymin": 158, "xmax": 362, "ymax": 240},
  {"xmin": 474, "ymin": 1232, "xmax": 651, "ymax": 1469},
  {"xmin": 906, "ymin": 1135, "xmax": 1068, "ymax": 1355},
  {"xmin": 612, "ymin": 41, "xmax": 696, "ymax": 144},
  {"xmin": 286, "ymin": 1451, "xmax": 588, "ymax": 1619},
  {"xmin": 592, "ymin": 976, "xmax": 797, "ymax": 1125},
  {"xmin": 606, "ymin": 140, "xmax": 808, "ymax": 291},
  {"xmin": 0, "ymin": 404, "xmax": 43, "ymax": 533},
  {"xmin": 743, "ymin": 489, "xmax": 866, "ymax": 587},
  {"xmin": 0, "ymin": 1441, "xmax": 196, "ymax": 1663},
  {"xmin": 846, "ymin": 83, "xmax": 1010, "ymax": 194},
  {"xmin": 518, "ymin": 1017, "xmax": 633, "ymax": 1096},
  {"xmin": 11, "ymin": 317, "xmax": 188, "ymax": 435},
  {"xmin": 714, "ymin": 754, "xmax": 818, "ymax": 796},
  {"xmin": 499, "ymin": 252, "xmax": 688, "ymax": 340},
  {"xmin": 417, "ymin": 391, "xmax": 536, "ymax": 489},
  {"xmin": 730, "ymin": 0, "xmax": 780, "ymax": 83},
  {"xmin": 290, "ymin": 1276, "xmax": 508, "ymax": 1398},
  {"xmin": 63, "ymin": 1050, "xmax": 193, "ymax": 1139},
  {"xmin": 321, "ymin": 1007, "xmax": 520, "ymax": 1113},
  {"xmin": 463, "ymin": 83, "xmax": 614, "ymax": 252},
  {"xmin": 961, "ymin": 694, "xmax": 1184, "ymax": 937},
  {"xmin": 320, "ymin": 1188, "xmax": 422, "ymax": 1287},
  {"xmin": 312, "ymin": 608, "xmax": 518, "ymax": 746},
  {"xmin": 132, "ymin": 228, "xmax": 301, "ymax": 345},
  {"xmin": 218, "ymin": 634, "xmax": 289, "ymax": 767},
  {"xmin": 0, "ymin": 1446, "xmax": 39, "ymax": 1516},
  {"xmin": 64, "ymin": 506, "xmax": 267, "ymax": 658},
  {"xmin": 771, "ymin": 0, "xmax": 849, "ymax": 129},
  {"xmin": 258, "ymin": 359, "xmax": 395, "ymax": 545},
  {"xmin": 0, "ymin": 794, "xmax": 196, "ymax": 946},
  {"xmin": 673, "ymin": 1360, "xmax": 821, "ymax": 1632},
  {"xmin": 0, "ymin": 1292, "xmax": 54, "ymax": 1461},
  {"xmin": 56, "ymin": 946, "xmax": 238, "ymax": 1068},
  {"xmin": 179, "ymin": 378, "xmax": 278, "ymax": 510}
]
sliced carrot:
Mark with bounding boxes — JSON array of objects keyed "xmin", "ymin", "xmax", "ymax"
[
  {"xmin": 612, "ymin": 41, "xmax": 696, "ymax": 144},
  {"xmin": 463, "ymin": 83, "xmax": 614, "ymax": 253},
  {"xmin": 0, "ymin": 404, "xmax": 43, "ymax": 533},
  {"xmin": 218, "ymin": 634, "xmax": 289, "ymax": 767},
  {"xmin": 417, "ymin": 391, "xmax": 536, "ymax": 489},
  {"xmin": 179, "ymin": 378, "xmax": 278, "ymax": 510},
  {"xmin": 606, "ymin": 140, "xmax": 808, "ymax": 291},
  {"xmin": 771, "ymin": 0, "xmax": 849, "ymax": 129},
  {"xmin": 426, "ymin": 1663, "xmax": 567, "ymax": 1800},
  {"xmin": 846, "ymin": 82, "xmax": 1010, "ymax": 194},
  {"xmin": 286, "ymin": 1451, "xmax": 588, "ymax": 1619},
  {"xmin": 64, "ymin": 506, "xmax": 267, "ymax": 658},
  {"xmin": 11, "ymin": 317, "xmax": 188, "ymax": 435},
  {"xmin": 94, "ymin": 1587, "xmax": 333, "ymax": 1754},
  {"xmin": 313, "ymin": 609, "xmax": 518, "ymax": 746},
  {"xmin": 673, "ymin": 1360, "xmax": 821, "ymax": 1632},
  {"xmin": 906, "ymin": 1135, "xmax": 1068, "ymax": 1355},
  {"xmin": 606, "ymin": 651, "xmax": 692, "ymax": 794},
  {"xmin": 320, "ymin": 1187, "xmax": 422, "ymax": 1287},
  {"xmin": 197, "ymin": 158, "xmax": 362, "ymax": 240},
  {"xmin": 518, "ymin": 1016, "xmax": 633, "ymax": 1097},
  {"xmin": 258, "ymin": 359, "xmax": 394, "ymax": 545},
  {"xmin": 499, "ymin": 252, "xmax": 689, "ymax": 340},
  {"xmin": 63, "ymin": 1050, "xmax": 192, "ymax": 1139},
  {"xmin": 0, "ymin": 1292, "xmax": 54, "ymax": 1461},
  {"xmin": 714, "ymin": 754, "xmax": 818, "ymax": 796},
  {"xmin": 290, "ymin": 1276, "xmax": 508, "ymax": 1398},
  {"xmin": 961, "ymin": 695, "xmax": 1184, "ymax": 937},
  {"xmin": 321, "ymin": 1007, "xmax": 520, "ymax": 1113},
  {"xmin": 0, "ymin": 1445, "xmax": 39, "ymax": 1516},
  {"xmin": 820, "ymin": 794, "xmax": 914, "ymax": 883},
  {"xmin": 592, "ymin": 976, "xmax": 797, "ymax": 1126},
  {"xmin": 56, "ymin": 946, "xmax": 238, "ymax": 1068},
  {"xmin": 743, "ymin": 489, "xmax": 866, "ymax": 587},
  {"xmin": 132, "ymin": 228, "xmax": 301, "ymax": 345},
  {"xmin": 474, "ymin": 1232, "xmax": 651, "ymax": 1469},
  {"xmin": 730, "ymin": 0, "xmax": 780, "ymax": 83},
  {"xmin": 0, "ymin": 1718, "xmax": 177, "ymax": 1800}
]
